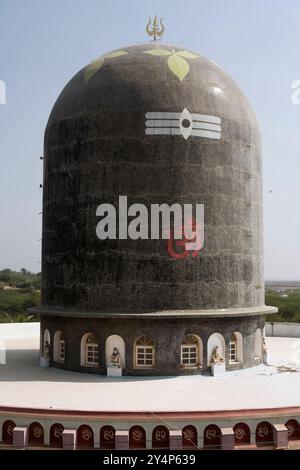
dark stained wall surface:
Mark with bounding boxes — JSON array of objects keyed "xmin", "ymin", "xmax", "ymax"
[
  {"xmin": 42, "ymin": 43, "xmax": 263, "ymax": 313},
  {"xmin": 42, "ymin": 314, "xmax": 265, "ymax": 375}
]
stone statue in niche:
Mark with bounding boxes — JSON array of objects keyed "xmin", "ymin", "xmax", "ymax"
[
  {"xmin": 40, "ymin": 340, "xmax": 50, "ymax": 368},
  {"xmin": 263, "ymin": 338, "xmax": 268, "ymax": 365},
  {"xmin": 44, "ymin": 341, "xmax": 50, "ymax": 358},
  {"xmin": 109, "ymin": 347, "xmax": 121, "ymax": 368},
  {"xmin": 211, "ymin": 346, "xmax": 224, "ymax": 364}
]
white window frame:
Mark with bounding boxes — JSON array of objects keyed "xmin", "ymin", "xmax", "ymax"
[
  {"xmin": 85, "ymin": 342, "xmax": 99, "ymax": 367},
  {"xmin": 229, "ymin": 340, "xmax": 237, "ymax": 363},
  {"xmin": 135, "ymin": 345, "xmax": 154, "ymax": 368},
  {"xmin": 59, "ymin": 339, "xmax": 65, "ymax": 362},
  {"xmin": 181, "ymin": 344, "xmax": 198, "ymax": 367}
]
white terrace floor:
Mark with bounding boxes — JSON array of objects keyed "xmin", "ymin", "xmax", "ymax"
[{"xmin": 0, "ymin": 323, "xmax": 300, "ymax": 413}]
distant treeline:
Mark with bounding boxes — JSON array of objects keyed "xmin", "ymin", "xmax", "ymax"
[
  {"xmin": 0, "ymin": 268, "xmax": 41, "ymax": 322},
  {"xmin": 266, "ymin": 290, "xmax": 300, "ymax": 323},
  {"xmin": 0, "ymin": 268, "xmax": 41, "ymax": 289}
]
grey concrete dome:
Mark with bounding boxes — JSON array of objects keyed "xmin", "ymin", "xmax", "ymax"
[{"xmin": 42, "ymin": 42, "xmax": 264, "ymax": 313}]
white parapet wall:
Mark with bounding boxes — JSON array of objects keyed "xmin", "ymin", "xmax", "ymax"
[
  {"xmin": 266, "ymin": 322, "xmax": 300, "ymax": 338},
  {"xmin": 0, "ymin": 322, "xmax": 40, "ymax": 338}
]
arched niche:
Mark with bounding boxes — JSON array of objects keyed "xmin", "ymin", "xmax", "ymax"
[
  {"xmin": 254, "ymin": 329, "xmax": 262, "ymax": 359},
  {"xmin": 106, "ymin": 335, "xmax": 125, "ymax": 367},
  {"xmin": 207, "ymin": 333, "xmax": 225, "ymax": 366},
  {"xmin": 43, "ymin": 329, "xmax": 50, "ymax": 351}
]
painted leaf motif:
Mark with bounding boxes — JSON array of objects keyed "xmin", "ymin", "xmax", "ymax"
[
  {"xmin": 84, "ymin": 58, "xmax": 104, "ymax": 83},
  {"xmin": 167, "ymin": 54, "xmax": 190, "ymax": 81},
  {"xmin": 144, "ymin": 49, "xmax": 172, "ymax": 56},
  {"xmin": 176, "ymin": 50, "xmax": 198, "ymax": 59},
  {"xmin": 104, "ymin": 50, "xmax": 127, "ymax": 59}
]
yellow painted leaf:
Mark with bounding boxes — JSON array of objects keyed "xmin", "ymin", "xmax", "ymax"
[
  {"xmin": 176, "ymin": 50, "xmax": 198, "ymax": 59},
  {"xmin": 144, "ymin": 48, "xmax": 172, "ymax": 56},
  {"xmin": 104, "ymin": 50, "xmax": 128, "ymax": 59},
  {"xmin": 84, "ymin": 58, "xmax": 104, "ymax": 83},
  {"xmin": 167, "ymin": 54, "xmax": 190, "ymax": 81}
]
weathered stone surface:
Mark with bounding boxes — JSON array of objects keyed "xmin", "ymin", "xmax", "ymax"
[
  {"xmin": 41, "ymin": 313, "xmax": 265, "ymax": 375},
  {"xmin": 42, "ymin": 43, "xmax": 264, "ymax": 312}
]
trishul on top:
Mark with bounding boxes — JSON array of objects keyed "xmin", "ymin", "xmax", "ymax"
[{"xmin": 146, "ymin": 15, "xmax": 165, "ymax": 41}]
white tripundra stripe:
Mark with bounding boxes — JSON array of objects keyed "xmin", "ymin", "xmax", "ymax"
[
  {"xmin": 191, "ymin": 113, "xmax": 221, "ymax": 124},
  {"xmin": 145, "ymin": 112, "xmax": 220, "ymax": 125},
  {"xmin": 146, "ymin": 128, "xmax": 182, "ymax": 135},
  {"xmin": 191, "ymin": 129, "xmax": 221, "ymax": 139},
  {"xmin": 146, "ymin": 128, "xmax": 221, "ymax": 140},
  {"xmin": 145, "ymin": 112, "xmax": 181, "ymax": 119},
  {"xmin": 145, "ymin": 119, "xmax": 179, "ymax": 128},
  {"xmin": 191, "ymin": 122, "xmax": 221, "ymax": 132}
]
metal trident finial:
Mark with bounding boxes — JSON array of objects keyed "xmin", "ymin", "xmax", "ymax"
[{"xmin": 146, "ymin": 15, "xmax": 165, "ymax": 41}]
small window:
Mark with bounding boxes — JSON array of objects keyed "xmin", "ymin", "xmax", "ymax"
[
  {"xmin": 181, "ymin": 335, "xmax": 200, "ymax": 368},
  {"xmin": 85, "ymin": 334, "xmax": 99, "ymax": 366},
  {"xmin": 134, "ymin": 336, "xmax": 154, "ymax": 368},
  {"xmin": 59, "ymin": 338, "xmax": 65, "ymax": 362},
  {"xmin": 53, "ymin": 330, "xmax": 65, "ymax": 363},
  {"xmin": 229, "ymin": 334, "xmax": 237, "ymax": 363}
]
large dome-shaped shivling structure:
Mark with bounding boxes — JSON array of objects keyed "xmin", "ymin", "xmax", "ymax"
[{"xmin": 35, "ymin": 41, "xmax": 276, "ymax": 375}]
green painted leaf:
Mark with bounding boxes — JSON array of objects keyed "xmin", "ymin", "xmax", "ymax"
[
  {"xmin": 167, "ymin": 54, "xmax": 190, "ymax": 81},
  {"xmin": 84, "ymin": 51, "xmax": 127, "ymax": 83},
  {"xmin": 144, "ymin": 49, "xmax": 172, "ymax": 56},
  {"xmin": 84, "ymin": 58, "xmax": 104, "ymax": 83},
  {"xmin": 104, "ymin": 50, "xmax": 128, "ymax": 59},
  {"xmin": 176, "ymin": 50, "xmax": 198, "ymax": 59}
]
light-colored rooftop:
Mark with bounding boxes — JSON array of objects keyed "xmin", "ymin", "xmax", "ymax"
[{"xmin": 0, "ymin": 323, "xmax": 300, "ymax": 413}]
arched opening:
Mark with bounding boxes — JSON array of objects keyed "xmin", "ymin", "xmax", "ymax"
[
  {"xmin": 43, "ymin": 329, "xmax": 50, "ymax": 354},
  {"xmin": 129, "ymin": 425, "xmax": 146, "ymax": 449},
  {"xmin": 203, "ymin": 424, "xmax": 221, "ymax": 449},
  {"xmin": 152, "ymin": 426, "xmax": 169, "ymax": 449},
  {"xmin": 53, "ymin": 331, "xmax": 65, "ymax": 363},
  {"xmin": 50, "ymin": 423, "xmax": 64, "ymax": 448},
  {"xmin": 182, "ymin": 425, "xmax": 198, "ymax": 448},
  {"xmin": 106, "ymin": 335, "xmax": 125, "ymax": 368},
  {"xmin": 100, "ymin": 425, "xmax": 115, "ymax": 449},
  {"xmin": 77, "ymin": 424, "xmax": 94, "ymax": 449},
  {"xmin": 2, "ymin": 420, "xmax": 15, "ymax": 444},
  {"xmin": 80, "ymin": 333, "xmax": 99, "ymax": 367},
  {"xmin": 254, "ymin": 329, "xmax": 262, "ymax": 359},
  {"xmin": 207, "ymin": 333, "xmax": 225, "ymax": 366},
  {"xmin": 285, "ymin": 419, "xmax": 300, "ymax": 441},
  {"xmin": 28, "ymin": 422, "xmax": 44, "ymax": 446},
  {"xmin": 256, "ymin": 421, "xmax": 273, "ymax": 447},
  {"xmin": 233, "ymin": 422, "xmax": 250, "ymax": 445},
  {"xmin": 134, "ymin": 336, "xmax": 155, "ymax": 369},
  {"xmin": 229, "ymin": 332, "xmax": 243, "ymax": 363},
  {"xmin": 181, "ymin": 335, "xmax": 202, "ymax": 368}
]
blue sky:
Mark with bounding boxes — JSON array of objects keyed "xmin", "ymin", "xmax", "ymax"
[{"xmin": 0, "ymin": 0, "xmax": 299, "ymax": 279}]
